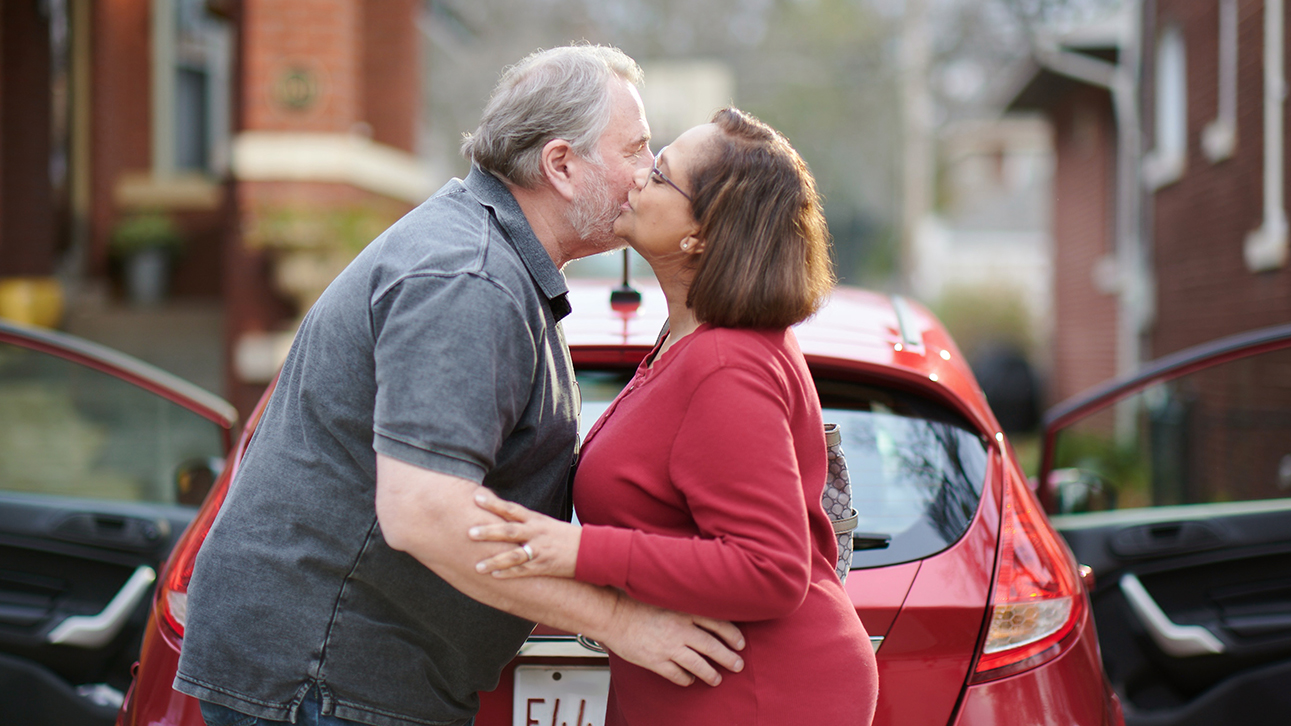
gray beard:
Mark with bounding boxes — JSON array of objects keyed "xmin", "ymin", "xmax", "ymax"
[{"xmin": 566, "ymin": 167, "xmax": 621, "ymax": 251}]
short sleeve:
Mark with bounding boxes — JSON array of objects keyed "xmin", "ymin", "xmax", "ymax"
[{"xmin": 370, "ymin": 273, "xmax": 537, "ymax": 482}]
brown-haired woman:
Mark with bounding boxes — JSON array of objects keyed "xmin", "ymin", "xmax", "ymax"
[{"xmin": 469, "ymin": 108, "xmax": 879, "ymax": 725}]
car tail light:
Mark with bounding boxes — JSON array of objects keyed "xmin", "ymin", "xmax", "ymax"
[
  {"xmin": 970, "ymin": 467, "xmax": 1085, "ymax": 682},
  {"xmin": 158, "ymin": 479, "xmax": 231, "ymax": 639},
  {"xmin": 156, "ymin": 379, "xmax": 276, "ymax": 641}
]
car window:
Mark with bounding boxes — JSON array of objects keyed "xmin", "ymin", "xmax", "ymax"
[
  {"xmin": 816, "ymin": 380, "xmax": 989, "ymax": 567},
  {"xmin": 575, "ymin": 370, "xmax": 990, "ymax": 569},
  {"xmin": 1049, "ymin": 346, "xmax": 1291, "ymax": 513},
  {"xmin": 0, "ymin": 341, "xmax": 225, "ymax": 504}
]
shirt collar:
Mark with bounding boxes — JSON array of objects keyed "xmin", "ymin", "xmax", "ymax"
[{"xmin": 462, "ymin": 166, "xmax": 572, "ymax": 321}]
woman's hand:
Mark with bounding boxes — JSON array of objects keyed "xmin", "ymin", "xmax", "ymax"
[{"xmin": 469, "ymin": 488, "xmax": 580, "ymax": 579}]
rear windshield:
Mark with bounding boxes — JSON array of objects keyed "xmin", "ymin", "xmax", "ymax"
[
  {"xmin": 817, "ymin": 380, "xmax": 989, "ymax": 567},
  {"xmin": 575, "ymin": 370, "xmax": 990, "ymax": 570}
]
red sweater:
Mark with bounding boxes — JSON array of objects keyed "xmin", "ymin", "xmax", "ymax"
[{"xmin": 575, "ymin": 325, "xmax": 879, "ymax": 725}]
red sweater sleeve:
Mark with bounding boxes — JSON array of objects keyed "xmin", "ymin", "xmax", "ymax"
[{"xmin": 575, "ymin": 363, "xmax": 812, "ymax": 622}]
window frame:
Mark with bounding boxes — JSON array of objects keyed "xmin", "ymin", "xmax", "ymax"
[{"xmin": 1143, "ymin": 23, "xmax": 1189, "ymax": 189}]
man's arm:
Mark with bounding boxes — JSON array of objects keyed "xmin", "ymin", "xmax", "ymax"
[{"xmin": 374, "ymin": 454, "xmax": 744, "ymax": 687}]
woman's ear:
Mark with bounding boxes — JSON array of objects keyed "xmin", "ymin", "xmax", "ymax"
[
  {"xmin": 681, "ymin": 232, "xmax": 705, "ymax": 256},
  {"xmin": 539, "ymin": 138, "xmax": 579, "ymax": 201}
]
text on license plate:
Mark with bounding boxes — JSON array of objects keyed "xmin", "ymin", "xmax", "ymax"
[{"xmin": 513, "ymin": 665, "xmax": 610, "ymax": 726}]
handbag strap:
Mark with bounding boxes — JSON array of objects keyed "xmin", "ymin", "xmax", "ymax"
[
  {"xmin": 823, "ymin": 422, "xmax": 856, "ymax": 584},
  {"xmin": 831, "ymin": 510, "xmax": 859, "ymax": 535}
]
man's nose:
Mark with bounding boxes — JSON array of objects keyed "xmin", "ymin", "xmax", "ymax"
[
  {"xmin": 633, "ymin": 165, "xmax": 650, "ymax": 189},
  {"xmin": 633, "ymin": 147, "xmax": 654, "ymax": 174}
]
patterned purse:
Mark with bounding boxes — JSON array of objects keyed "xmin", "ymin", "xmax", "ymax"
[{"xmin": 823, "ymin": 423, "xmax": 859, "ymax": 585}]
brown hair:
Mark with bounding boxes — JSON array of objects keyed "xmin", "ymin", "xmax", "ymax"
[{"xmin": 686, "ymin": 108, "xmax": 836, "ymax": 329}]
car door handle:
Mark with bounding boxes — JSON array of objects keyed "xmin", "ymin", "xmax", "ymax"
[
  {"xmin": 1119, "ymin": 572, "xmax": 1225, "ymax": 657},
  {"xmin": 47, "ymin": 565, "xmax": 156, "ymax": 649},
  {"xmin": 1111, "ymin": 521, "xmax": 1224, "ymax": 558}
]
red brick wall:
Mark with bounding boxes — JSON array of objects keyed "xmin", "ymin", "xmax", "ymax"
[
  {"xmin": 362, "ymin": 0, "xmax": 419, "ymax": 153},
  {"xmin": 1148, "ymin": 0, "xmax": 1291, "ymax": 358},
  {"xmin": 90, "ymin": 0, "xmax": 153, "ymax": 278},
  {"xmin": 227, "ymin": 0, "xmax": 420, "ymax": 417},
  {"xmin": 1050, "ymin": 86, "xmax": 1120, "ymax": 404},
  {"xmin": 241, "ymin": 0, "xmax": 363, "ymax": 133},
  {"xmin": 1, "ymin": 0, "xmax": 56, "ymax": 276},
  {"xmin": 239, "ymin": 0, "xmax": 418, "ymax": 146},
  {"xmin": 83, "ymin": 0, "xmax": 225, "ymax": 299}
]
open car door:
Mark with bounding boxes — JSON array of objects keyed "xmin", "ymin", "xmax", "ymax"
[
  {"xmin": 1040, "ymin": 324, "xmax": 1291, "ymax": 726},
  {"xmin": 0, "ymin": 320, "xmax": 235, "ymax": 726}
]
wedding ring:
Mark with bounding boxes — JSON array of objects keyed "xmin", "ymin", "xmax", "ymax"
[{"xmin": 521, "ymin": 543, "xmax": 535, "ymax": 562}]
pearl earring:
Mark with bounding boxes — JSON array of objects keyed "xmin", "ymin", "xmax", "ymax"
[{"xmin": 680, "ymin": 240, "xmax": 690, "ymax": 251}]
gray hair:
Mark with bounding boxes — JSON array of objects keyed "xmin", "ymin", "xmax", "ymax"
[{"xmin": 461, "ymin": 44, "xmax": 644, "ymax": 188}]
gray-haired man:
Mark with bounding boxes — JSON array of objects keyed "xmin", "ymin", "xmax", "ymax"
[{"xmin": 175, "ymin": 45, "xmax": 744, "ymax": 726}]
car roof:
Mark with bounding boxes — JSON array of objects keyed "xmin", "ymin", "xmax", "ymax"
[{"xmin": 563, "ymin": 279, "xmax": 1002, "ymax": 438}]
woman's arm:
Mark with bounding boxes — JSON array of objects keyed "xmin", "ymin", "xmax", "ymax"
[
  {"xmin": 470, "ymin": 364, "xmax": 816, "ymax": 622},
  {"xmin": 377, "ymin": 454, "xmax": 745, "ymax": 686},
  {"xmin": 584, "ymin": 365, "xmax": 814, "ymax": 621}
]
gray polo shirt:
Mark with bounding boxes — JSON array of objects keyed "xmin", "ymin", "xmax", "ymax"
[{"xmin": 175, "ymin": 168, "xmax": 579, "ymax": 726}]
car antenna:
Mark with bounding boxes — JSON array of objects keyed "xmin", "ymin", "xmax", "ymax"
[{"xmin": 609, "ymin": 248, "xmax": 641, "ymax": 313}]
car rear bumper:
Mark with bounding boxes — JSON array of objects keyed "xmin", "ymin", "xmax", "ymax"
[
  {"xmin": 115, "ymin": 613, "xmax": 203, "ymax": 726},
  {"xmin": 953, "ymin": 611, "xmax": 1124, "ymax": 726},
  {"xmin": 119, "ymin": 625, "xmax": 611, "ymax": 726}
]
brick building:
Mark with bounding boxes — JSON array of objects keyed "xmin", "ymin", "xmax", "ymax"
[
  {"xmin": 0, "ymin": 0, "xmax": 428, "ymax": 417},
  {"xmin": 1009, "ymin": 27, "xmax": 1124, "ymax": 406},
  {"xmin": 1144, "ymin": 0, "xmax": 1291, "ymax": 352},
  {"xmin": 1009, "ymin": 0, "xmax": 1291, "ymax": 405}
]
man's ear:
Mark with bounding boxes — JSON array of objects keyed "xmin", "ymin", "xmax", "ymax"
[{"xmin": 540, "ymin": 138, "xmax": 579, "ymax": 202}]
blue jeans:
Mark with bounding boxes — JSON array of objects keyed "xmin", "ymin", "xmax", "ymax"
[{"xmin": 198, "ymin": 687, "xmax": 475, "ymax": 726}]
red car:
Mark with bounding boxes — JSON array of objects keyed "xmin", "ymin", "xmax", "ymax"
[
  {"xmin": 0, "ymin": 318, "xmax": 235, "ymax": 726},
  {"xmin": 1038, "ymin": 323, "xmax": 1291, "ymax": 726},
  {"xmin": 98, "ymin": 278, "xmax": 1121, "ymax": 726}
]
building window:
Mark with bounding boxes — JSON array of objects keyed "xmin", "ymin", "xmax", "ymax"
[
  {"xmin": 1144, "ymin": 25, "xmax": 1187, "ymax": 189},
  {"xmin": 152, "ymin": 0, "xmax": 232, "ymax": 177}
]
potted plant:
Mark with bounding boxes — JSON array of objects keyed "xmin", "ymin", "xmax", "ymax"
[{"xmin": 110, "ymin": 211, "xmax": 184, "ymax": 306}]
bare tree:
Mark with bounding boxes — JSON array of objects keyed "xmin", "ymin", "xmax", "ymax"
[{"xmin": 420, "ymin": 0, "xmax": 905, "ymax": 284}]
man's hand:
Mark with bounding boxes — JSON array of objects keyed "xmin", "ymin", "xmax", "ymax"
[
  {"xmin": 375, "ymin": 454, "xmax": 744, "ymax": 687},
  {"xmin": 591, "ymin": 592, "xmax": 745, "ymax": 687}
]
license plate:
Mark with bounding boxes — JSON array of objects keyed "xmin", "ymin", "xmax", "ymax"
[{"xmin": 512, "ymin": 665, "xmax": 610, "ymax": 726}]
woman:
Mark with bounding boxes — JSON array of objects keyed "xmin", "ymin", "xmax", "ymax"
[{"xmin": 469, "ymin": 108, "xmax": 879, "ymax": 725}]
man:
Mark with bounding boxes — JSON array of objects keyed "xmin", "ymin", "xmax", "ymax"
[{"xmin": 175, "ymin": 45, "xmax": 744, "ymax": 726}]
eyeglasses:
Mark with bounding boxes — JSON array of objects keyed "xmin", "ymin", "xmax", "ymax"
[{"xmin": 650, "ymin": 147, "xmax": 692, "ymax": 201}]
